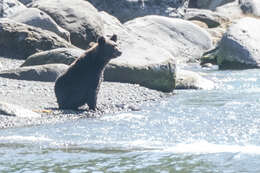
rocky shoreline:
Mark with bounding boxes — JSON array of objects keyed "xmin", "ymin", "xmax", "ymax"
[{"xmin": 1, "ymin": 0, "xmax": 260, "ymax": 128}]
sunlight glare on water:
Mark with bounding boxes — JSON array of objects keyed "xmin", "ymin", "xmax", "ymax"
[{"xmin": 1, "ymin": 69, "xmax": 260, "ymax": 172}]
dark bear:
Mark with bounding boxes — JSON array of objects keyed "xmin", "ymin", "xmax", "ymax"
[{"xmin": 54, "ymin": 34, "xmax": 122, "ymax": 110}]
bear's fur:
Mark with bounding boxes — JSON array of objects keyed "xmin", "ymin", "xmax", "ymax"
[{"xmin": 54, "ymin": 34, "xmax": 122, "ymax": 110}]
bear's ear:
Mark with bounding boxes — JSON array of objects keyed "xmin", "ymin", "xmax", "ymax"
[
  {"xmin": 98, "ymin": 36, "xmax": 105, "ymax": 45},
  {"xmin": 110, "ymin": 34, "xmax": 117, "ymax": 42}
]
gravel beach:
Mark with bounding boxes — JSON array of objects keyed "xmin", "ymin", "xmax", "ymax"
[{"xmin": 0, "ymin": 57, "xmax": 169, "ymax": 129}]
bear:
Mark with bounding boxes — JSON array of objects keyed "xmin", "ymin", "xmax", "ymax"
[{"xmin": 54, "ymin": 34, "xmax": 122, "ymax": 110}]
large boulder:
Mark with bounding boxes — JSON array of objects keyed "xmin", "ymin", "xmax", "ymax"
[
  {"xmin": 1, "ymin": 0, "xmax": 27, "ymax": 17},
  {"xmin": 31, "ymin": 0, "xmax": 104, "ymax": 49},
  {"xmin": 0, "ymin": 18, "xmax": 74, "ymax": 59},
  {"xmin": 0, "ymin": 64, "xmax": 68, "ymax": 82},
  {"xmin": 21, "ymin": 48, "xmax": 84, "ymax": 67},
  {"xmin": 0, "ymin": 102, "xmax": 41, "ymax": 118},
  {"xmin": 101, "ymin": 12, "xmax": 176, "ymax": 92},
  {"xmin": 89, "ymin": 0, "xmax": 190, "ymax": 23},
  {"xmin": 9, "ymin": 8, "xmax": 70, "ymax": 41},
  {"xmin": 217, "ymin": 17, "xmax": 260, "ymax": 69},
  {"xmin": 124, "ymin": 15, "xmax": 213, "ymax": 63},
  {"xmin": 105, "ymin": 53, "xmax": 176, "ymax": 92}
]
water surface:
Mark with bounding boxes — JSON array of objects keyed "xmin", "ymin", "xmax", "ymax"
[{"xmin": 1, "ymin": 67, "xmax": 260, "ymax": 172}]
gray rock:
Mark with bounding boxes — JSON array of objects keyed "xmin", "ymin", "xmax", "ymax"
[
  {"xmin": 105, "ymin": 56, "xmax": 176, "ymax": 92},
  {"xmin": 100, "ymin": 12, "xmax": 176, "ymax": 92},
  {"xmin": 18, "ymin": 0, "xmax": 36, "ymax": 5},
  {"xmin": 21, "ymin": 48, "xmax": 84, "ymax": 67},
  {"xmin": 0, "ymin": 0, "xmax": 27, "ymax": 17},
  {"xmin": 0, "ymin": 64, "xmax": 68, "ymax": 82},
  {"xmin": 0, "ymin": 102, "xmax": 41, "ymax": 118},
  {"xmin": 185, "ymin": 8, "xmax": 230, "ymax": 28},
  {"xmin": 217, "ymin": 17, "xmax": 260, "ymax": 69},
  {"xmin": 124, "ymin": 15, "xmax": 213, "ymax": 63},
  {"xmin": 239, "ymin": 0, "xmax": 260, "ymax": 17},
  {"xmin": 89, "ymin": 0, "xmax": 190, "ymax": 23},
  {"xmin": 176, "ymin": 69, "xmax": 214, "ymax": 90},
  {"xmin": 31, "ymin": 0, "xmax": 104, "ymax": 49},
  {"xmin": 0, "ymin": 18, "xmax": 74, "ymax": 59},
  {"xmin": 194, "ymin": 0, "xmax": 235, "ymax": 10},
  {"xmin": 216, "ymin": 1, "xmax": 244, "ymax": 19},
  {"xmin": 9, "ymin": 8, "xmax": 70, "ymax": 42}
]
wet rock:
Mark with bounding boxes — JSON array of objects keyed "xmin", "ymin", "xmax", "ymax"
[
  {"xmin": 0, "ymin": 64, "xmax": 68, "ymax": 82},
  {"xmin": 31, "ymin": 0, "xmax": 104, "ymax": 49},
  {"xmin": 0, "ymin": 18, "xmax": 74, "ymax": 59},
  {"xmin": 176, "ymin": 69, "xmax": 214, "ymax": 90},
  {"xmin": 21, "ymin": 48, "xmax": 84, "ymax": 67},
  {"xmin": 0, "ymin": 0, "xmax": 27, "ymax": 18},
  {"xmin": 0, "ymin": 102, "xmax": 41, "ymax": 118},
  {"xmin": 9, "ymin": 8, "xmax": 70, "ymax": 41},
  {"xmin": 217, "ymin": 17, "xmax": 260, "ymax": 69},
  {"xmin": 124, "ymin": 15, "xmax": 213, "ymax": 63}
]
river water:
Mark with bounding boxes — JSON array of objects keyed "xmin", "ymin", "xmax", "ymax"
[{"xmin": 1, "ymin": 66, "xmax": 260, "ymax": 172}]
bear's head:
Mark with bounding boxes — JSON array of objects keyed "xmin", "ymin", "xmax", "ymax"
[{"xmin": 97, "ymin": 34, "xmax": 122, "ymax": 60}]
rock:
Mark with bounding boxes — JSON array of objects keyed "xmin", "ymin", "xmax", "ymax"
[
  {"xmin": 21, "ymin": 48, "xmax": 84, "ymax": 67},
  {"xmin": 0, "ymin": 102, "xmax": 41, "ymax": 118},
  {"xmin": 99, "ymin": 12, "xmax": 176, "ymax": 92},
  {"xmin": 89, "ymin": 0, "xmax": 190, "ymax": 23},
  {"xmin": 200, "ymin": 46, "xmax": 219, "ymax": 66},
  {"xmin": 0, "ymin": 64, "xmax": 68, "ymax": 82},
  {"xmin": 217, "ymin": 17, "xmax": 260, "ymax": 69},
  {"xmin": 176, "ymin": 69, "xmax": 214, "ymax": 90},
  {"xmin": 239, "ymin": 0, "xmax": 260, "ymax": 17},
  {"xmin": 124, "ymin": 15, "xmax": 213, "ymax": 63},
  {"xmin": 105, "ymin": 55, "xmax": 176, "ymax": 92},
  {"xmin": 18, "ymin": 0, "xmax": 36, "ymax": 5},
  {"xmin": 193, "ymin": 0, "xmax": 235, "ymax": 10},
  {"xmin": 0, "ymin": 18, "xmax": 74, "ymax": 59},
  {"xmin": 216, "ymin": 1, "xmax": 244, "ymax": 19},
  {"xmin": 31, "ymin": 0, "xmax": 104, "ymax": 49},
  {"xmin": 0, "ymin": 0, "xmax": 27, "ymax": 18},
  {"xmin": 185, "ymin": 8, "xmax": 230, "ymax": 28},
  {"xmin": 9, "ymin": 8, "xmax": 70, "ymax": 42}
]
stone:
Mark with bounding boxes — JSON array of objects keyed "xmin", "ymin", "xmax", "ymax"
[
  {"xmin": 193, "ymin": 0, "xmax": 235, "ymax": 10},
  {"xmin": 217, "ymin": 17, "xmax": 260, "ymax": 69},
  {"xmin": 0, "ymin": 64, "xmax": 68, "ymax": 82},
  {"xmin": 21, "ymin": 48, "xmax": 84, "ymax": 67},
  {"xmin": 124, "ymin": 15, "xmax": 213, "ymax": 63},
  {"xmin": 0, "ymin": 18, "xmax": 74, "ymax": 59},
  {"xmin": 100, "ymin": 12, "xmax": 176, "ymax": 92},
  {"xmin": 9, "ymin": 8, "xmax": 70, "ymax": 41},
  {"xmin": 176, "ymin": 69, "xmax": 214, "ymax": 90},
  {"xmin": 31, "ymin": 0, "xmax": 104, "ymax": 49},
  {"xmin": 239, "ymin": 0, "xmax": 260, "ymax": 17},
  {"xmin": 89, "ymin": 0, "xmax": 190, "ymax": 23},
  {"xmin": 185, "ymin": 8, "xmax": 230, "ymax": 28},
  {"xmin": 0, "ymin": 0, "xmax": 26, "ymax": 18}
]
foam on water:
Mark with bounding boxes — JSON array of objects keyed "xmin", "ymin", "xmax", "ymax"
[{"xmin": 164, "ymin": 141, "xmax": 260, "ymax": 155}]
